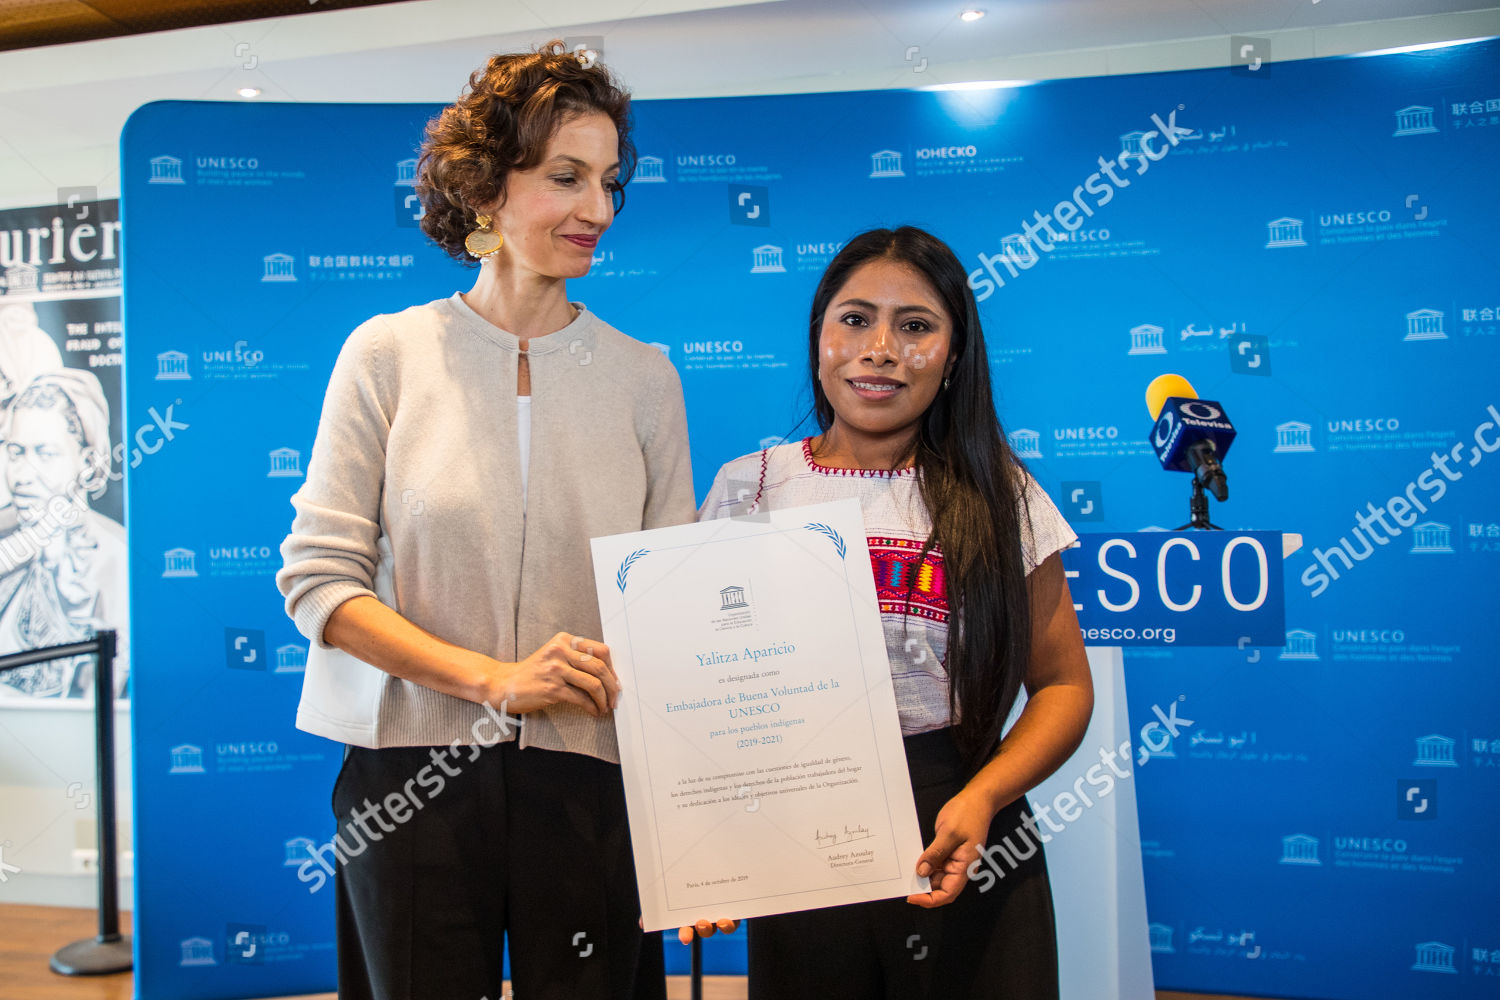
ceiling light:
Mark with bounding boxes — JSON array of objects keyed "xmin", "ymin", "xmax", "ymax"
[
  {"xmin": 960, "ymin": 9, "xmax": 986, "ymax": 22},
  {"xmin": 920, "ymin": 80, "xmax": 1033, "ymax": 91},
  {"xmin": 236, "ymin": 87, "xmax": 262, "ymax": 99},
  {"xmin": 1351, "ymin": 37, "xmax": 1485, "ymax": 57}
]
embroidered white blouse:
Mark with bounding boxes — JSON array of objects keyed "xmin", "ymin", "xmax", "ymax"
[{"xmin": 697, "ymin": 438, "xmax": 1076, "ymax": 735}]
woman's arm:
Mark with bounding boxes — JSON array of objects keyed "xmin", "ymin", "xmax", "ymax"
[
  {"xmin": 959, "ymin": 552, "xmax": 1094, "ymax": 814},
  {"xmin": 908, "ymin": 552, "xmax": 1093, "ymax": 907},
  {"xmin": 325, "ymin": 597, "xmax": 617, "ymax": 716},
  {"xmin": 641, "ymin": 363, "xmax": 697, "ymax": 530}
]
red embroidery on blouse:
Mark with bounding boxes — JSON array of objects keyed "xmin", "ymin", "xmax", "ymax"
[
  {"xmin": 751, "ymin": 447, "xmax": 770, "ymax": 510},
  {"xmin": 868, "ymin": 536, "xmax": 947, "ymax": 623},
  {"xmin": 801, "ymin": 438, "xmax": 919, "ymax": 479}
]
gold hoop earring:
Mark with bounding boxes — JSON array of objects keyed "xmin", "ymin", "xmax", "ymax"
[{"xmin": 465, "ymin": 214, "xmax": 503, "ymax": 257}]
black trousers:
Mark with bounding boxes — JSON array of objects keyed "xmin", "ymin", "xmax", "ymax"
[
  {"xmin": 747, "ymin": 728, "xmax": 1060, "ymax": 1000},
  {"xmin": 330, "ymin": 740, "xmax": 666, "ymax": 1000}
]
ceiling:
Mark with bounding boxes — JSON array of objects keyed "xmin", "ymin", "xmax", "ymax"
[
  {"xmin": 0, "ymin": 0, "xmax": 417, "ymax": 51},
  {"xmin": 0, "ymin": 0, "xmax": 1497, "ymax": 208},
  {"xmin": 3, "ymin": 0, "xmax": 1497, "ymax": 99}
]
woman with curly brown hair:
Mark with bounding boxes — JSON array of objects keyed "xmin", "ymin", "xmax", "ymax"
[{"xmin": 276, "ymin": 41, "xmax": 690, "ymax": 1000}]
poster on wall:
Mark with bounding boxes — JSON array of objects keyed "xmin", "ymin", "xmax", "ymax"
[{"xmin": 0, "ymin": 198, "xmax": 128, "ymax": 701}]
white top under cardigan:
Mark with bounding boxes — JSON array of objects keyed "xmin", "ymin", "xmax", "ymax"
[
  {"xmin": 276, "ymin": 293, "xmax": 696, "ymax": 762},
  {"xmin": 517, "ymin": 394, "xmax": 531, "ymax": 511}
]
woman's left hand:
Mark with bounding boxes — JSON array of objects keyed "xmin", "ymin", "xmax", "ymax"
[
  {"xmin": 905, "ymin": 787, "xmax": 995, "ymax": 909},
  {"xmin": 676, "ymin": 918, "xmax": 739, "ymax": 945}
]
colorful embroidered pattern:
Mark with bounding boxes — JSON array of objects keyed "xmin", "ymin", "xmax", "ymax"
[{"xmin": 868, "ymin": 535, "xmax": 947, "ymax": 623}]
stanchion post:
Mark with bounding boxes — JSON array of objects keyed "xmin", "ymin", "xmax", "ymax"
[
  {"xmin": 49, "ymin": 629, "xmax": 132, "ymax": 976},
  {"xmin": 691, "ymin": 932, "xmax": 703, "ymax": 1000},
  {"xmin": 93, "ymin": 629, "xmax": 120, "ymax": 940}
]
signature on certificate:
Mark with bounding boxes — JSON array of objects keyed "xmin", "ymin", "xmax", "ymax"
[{"xmin": 814, "ymin": 824, "xmax": 872, "ymax": 848}]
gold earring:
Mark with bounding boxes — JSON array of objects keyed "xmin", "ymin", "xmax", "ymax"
[{"xmin": 465, "ymin": 214, "xmax": 503, "ymax": 257}]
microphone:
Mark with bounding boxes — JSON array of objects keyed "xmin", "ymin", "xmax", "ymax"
[{"xmin": 1145, "ymin": 374, "xmax": 1234, "ymax": 502}]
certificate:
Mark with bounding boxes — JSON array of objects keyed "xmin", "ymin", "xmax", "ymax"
[{"xmin": 590, "ymin": 498, "xmax": 929, "ymax": 932}]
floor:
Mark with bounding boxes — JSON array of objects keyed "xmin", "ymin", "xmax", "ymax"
[{"xmin": 0, "ymin": 904, "xmax": 1288, "ymax": 1000}]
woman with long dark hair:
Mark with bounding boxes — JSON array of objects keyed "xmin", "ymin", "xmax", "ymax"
[{"xmin": 695, "ymin": 225, "xmax": 1093, "ymax": 997}]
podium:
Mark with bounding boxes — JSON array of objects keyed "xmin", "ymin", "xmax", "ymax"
[{"xmin": 1037, "ymin": 531, "xmax": 1294, "ymax": 1000}]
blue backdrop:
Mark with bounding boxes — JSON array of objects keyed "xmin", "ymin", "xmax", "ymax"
[{"xmin": 123, "ymin": 38, "xmax": 1499, "ymax": 999}]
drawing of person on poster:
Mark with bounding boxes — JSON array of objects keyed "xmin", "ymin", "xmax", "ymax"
[
  {"xmin": 0, "ymin": 369, "xmax": 128, "ymax": 698},
  {"xmin": 0, "ymin": 302, "xmax": 64, "ymax": 526}
]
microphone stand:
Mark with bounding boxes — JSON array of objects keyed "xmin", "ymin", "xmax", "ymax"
[{"xmin": 1176, "ymin": 479, "xmax": 1222, "ymax": 531}]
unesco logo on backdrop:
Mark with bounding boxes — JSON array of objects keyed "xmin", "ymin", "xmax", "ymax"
[
  {"xmin": 1279, "ymin": 629, "xmax": 1318, "ymax": 660},
  {"xmin": 1411, "ymin": 941, "xmax": 1458, "ymax": 975},
  {"xmin": 1397, "ymin": 779, "xmax": 1437, "ymax": 820},
  {"xmin": 869, "ymin": 150, "xmax": 905, "ymax": 178},
  {"xmin": 225, "ymin": 628, "xmax": 266, "ymax": 671},
  {"xmin": 1278, "ymin": 833, "xmax": 1320, "ymax": 866},
  {"xmin": 728, "ymin": 184, "xmax": 770, "ymax": 227},
  {"xmin": 1413, "ymin": 733, "xmax": 1459, "ymax": 767},
  {"xmin": 1410, "ymin": 522, "xmax": 1454, "ymax": 554},
  {"xmin": 1392, "ymin": 105, "xmax": 1439, "ymax": 137},
  {"xmin": 178, "ymin": 936, "xmax": 215, "ymax": 966},
  {"xmin": 1061, "ymin": 481, "xmax": 1104, "ymax": 522},
  {"xmin": 635, "ymin": 155, "xmax": 667, "ymax": 182},
  {"xmin": 1264, "ymin": 217, "xmax": 1306, "ymax": 248},
  {"xmin": 274, "ymin": 643, "xmax": 307, "ymax": 673},
  {"xmin": 1127, "ymin": 324, "xmax": 1166, "ymax": 355},
  {"xmin": 1273, "ymin": 421, "xmax": 1314, "ymax": 453},
  {"xmin": 749, "ymin": 245, "xmax": 786, "ymax": 274},
  {"xmin": 155, "ymin": 350, "xmax": 190, "ymax": 380},
  {"xmin": 1403, "ymin": 308, "xmax": 1446, "ymax": 342},
  {"xmin": 1007, "ymin": 429, "xmax": 1042, "ymax": 459},
  {"xmin": 163, "ymin": 547, "xmax": 198, "ymax": 577},
  {"xmin": 261, "ymin": 254, "xmax": 296, "ymax": 282},
  {"xmin": 147, "ymin": 155, "xmax": 187, "ymax": 185},
  {"xmin": 168, "ymin": 744, "xmax": 206, "ymax": 774},
  {"xmin": 268, "ymin": 447, "xmax": 303, "ymax": 478},
  {"xmin": 394, "ymin": 158, "xmax": 424, "ymax": 228}
]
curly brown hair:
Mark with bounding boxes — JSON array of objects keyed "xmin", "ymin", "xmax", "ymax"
[{"xmin": 415, "ymin": 40, "xmax": 636, "ymax": 265}]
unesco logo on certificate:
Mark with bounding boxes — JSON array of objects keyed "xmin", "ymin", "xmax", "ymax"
[{"xmin": 711, "ymin": 584, "xmax": 755, "ymax": 633}]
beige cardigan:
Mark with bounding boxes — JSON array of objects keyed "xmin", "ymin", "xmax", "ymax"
[{"xmin": 275, "ymin": 292, "xmax": 695, "ymax": 762}]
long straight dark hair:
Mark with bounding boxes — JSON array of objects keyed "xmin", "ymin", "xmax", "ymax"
[{"xmin": 807, "ymin": 226, "xmax": 1033, "ymax": 774}]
